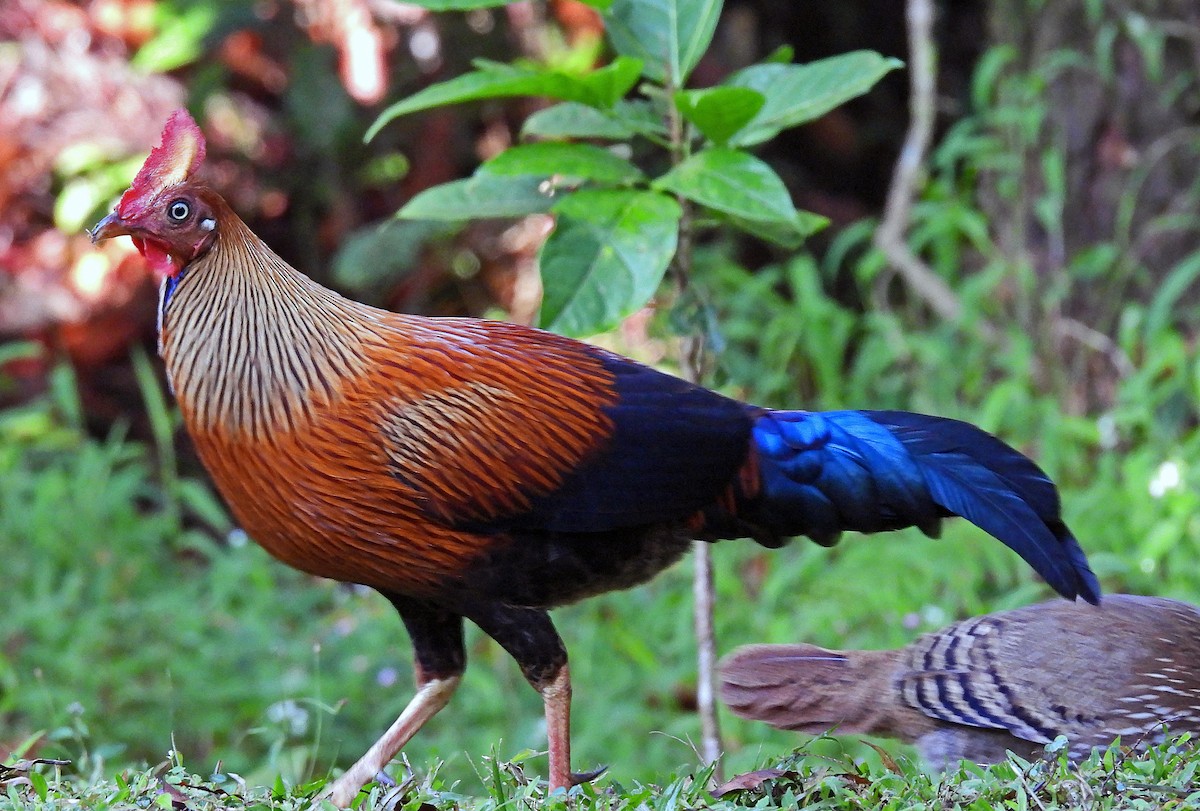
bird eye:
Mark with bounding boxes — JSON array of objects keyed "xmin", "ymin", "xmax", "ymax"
[{"xmin": 168, "ymin": 199, "xmax": 191, "ymax": 222}]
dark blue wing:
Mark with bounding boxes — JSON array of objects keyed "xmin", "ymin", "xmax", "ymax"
[{"xmin": 489, "ymin": 352, "xmax": 753, "ymax": 533}]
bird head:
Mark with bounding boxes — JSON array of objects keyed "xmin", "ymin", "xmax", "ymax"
[{"xmin": 90, "ymin": 110, "xmax": 221, "ymax": 281}]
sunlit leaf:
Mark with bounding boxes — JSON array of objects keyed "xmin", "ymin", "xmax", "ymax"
[
  {"xmin": 367, "ymin": 57, "xmax": 643, "ymax": 141},
  {"xmin": 654, "ymin": 148, "xmax": 794, "ymax": 222},
  {"xmin": 57, "ymin": 178, "xmax": 112, "ymax": 234},
  {"xmin": 764, "ymin": 44, "xmax": 795, "ymax": 64},
  {"xmin": 132, "ymin": 3, "xmax": 218, "ymax": 72},
  {"xmin": 727, "ymin": 51, "xmax": 903, "ymax": 146},
  {"xmin": 397, "ymin": 176, "xmax": 559, "ymax": 220},
  {"xmin": 539, "ymin": 189, "xmax": 680, "ymax": 336}
]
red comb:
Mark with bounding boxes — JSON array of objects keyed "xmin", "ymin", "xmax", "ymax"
[{"xmin": 117, "ymin": 109, "xmax": 207, "ymax": 218}]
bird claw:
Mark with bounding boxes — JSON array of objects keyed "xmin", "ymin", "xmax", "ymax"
[
  {"xmin": 320, "ymin": 779, "xmax": 360, "ymax": 809},
  {"xmin": 320, "ymin": 768, "xmax": 396, "ymax": 807},
  {"xmin": 569, "ymin": 765, "xmax": 608, "ymax": 785}
]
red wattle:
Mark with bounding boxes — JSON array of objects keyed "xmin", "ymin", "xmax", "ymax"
[{"xmin": 133, "ymin": 237, "xmax": 180, "ymax": 282}]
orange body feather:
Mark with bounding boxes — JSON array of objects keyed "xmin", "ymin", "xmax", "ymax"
[{"xmin": 161, "ymin": 216, "xmax": 620, "ymax": 595}]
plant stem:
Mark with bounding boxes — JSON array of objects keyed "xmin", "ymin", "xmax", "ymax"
[
  {"xmin": 665, "ymin": 78, "xmax": 723, "ymax": 780},
  {"xmin": 875, "ymin": 0, "xmax": 995, "ymax": 338}
]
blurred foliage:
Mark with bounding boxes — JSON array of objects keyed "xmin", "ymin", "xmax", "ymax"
[{"xmin": 3, "ymin": 0, "xmax": 1199, "ymax": 801}]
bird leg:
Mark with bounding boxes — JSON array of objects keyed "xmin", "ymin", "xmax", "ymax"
[
  {"xmin": 542, "ymin": 664, "xmax": 573, "ymax": 790},
  {"xmin": 323, "ymin": 593, "xmax": 467, "ymax": 807},
  {"xmin": 468, "ymin": 604, "xmax": 603, "ymax": 790},
  {"xmin": 539, "ymin": 665, "xmax": 607, "ymax": 789},
  {"xmin": 324, "ymin": 675, "xmax": 460, "ymax": 807}
]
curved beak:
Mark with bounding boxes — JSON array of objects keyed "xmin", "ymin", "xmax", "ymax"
[{"xmin": 89, "ymin": 211, "xmax": 133, "ymax": 244}]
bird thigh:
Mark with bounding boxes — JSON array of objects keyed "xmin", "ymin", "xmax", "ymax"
[
  {"xmin": 382, "ymin": 591, "xmax": 467, "ymax": 684},
  {"xmin": 467, "ymin": 604, "xmax": 567, "ymax": 690},
  {"xmin": 467, "ymin": 604, "xmax": 586, "ymax": 790}
]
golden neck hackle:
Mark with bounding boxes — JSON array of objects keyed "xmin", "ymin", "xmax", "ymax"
[{"xmin": 158, "ymin": 213, "xmax": 372, "ymax": 441}]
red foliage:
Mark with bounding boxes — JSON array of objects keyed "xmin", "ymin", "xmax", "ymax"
[{"xmin": 0, "ymin": 0, "xmax": 182, "ymax": 373}]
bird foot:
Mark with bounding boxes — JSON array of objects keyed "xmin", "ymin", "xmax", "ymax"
[
  {"xmin": 321, "ymin": 777, "xmax": 362, "ymax": 808},
  {"xmin": 321, "ymin": 769, "xmax": 396, "ymax": 807}
]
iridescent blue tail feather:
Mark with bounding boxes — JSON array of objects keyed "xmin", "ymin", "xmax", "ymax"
[{"xmin": 748, "ymin": 409, "xmax": 1101, "ymax": 603}]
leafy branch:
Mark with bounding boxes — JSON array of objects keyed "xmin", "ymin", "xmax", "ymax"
[{"xmin": 372, "ymin": 1, "xmax": 897, "ymax": 338}]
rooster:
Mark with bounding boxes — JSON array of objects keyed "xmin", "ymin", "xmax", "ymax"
[{"xmin": 91, "ymin": 111, "xmax": 1100, "ymax": 805}]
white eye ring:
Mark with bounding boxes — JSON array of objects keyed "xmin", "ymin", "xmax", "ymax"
[{"xmin": 168, "ymin": 199, "xmax": 191, "ymax": 221}]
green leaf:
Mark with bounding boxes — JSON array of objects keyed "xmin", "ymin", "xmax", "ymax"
[
  {"xmin": 332, "ymin": 220, "xmax": 452, "ymax": 291},
  {"xmin": 522, "ymin": 99, "xmax": 668, "ymax": 141},
  {"xmin": 653, "ymin": 148, "xmax": 824, "ymax": 247},
  {"xmin": 367, "ymin": 57, "xmax": 643, "ymax": 141},
  {"xmin": 611, "ymin": 99, "xmax": 672, "ymax": 139},
  {"xmin": 480, "ymin": 143, "xmax": 644, "ymax": 184},
  {"xmin": 397, "ymin": 175, "xmax": 558, "ymax": 220},
  {"xmin": 653, "ymin": 148, "xmax": 793, "ymax": 221},
  {"xmin": 674, "ymin": 87, "xmax": 765, "ymax": 145},
  {"xmin": 28, "ymin": 771, "xmax": 48, "ymax": 802},
  {"xmin": 582, "ymin": 56, "xmax": 646, "ymax": 107},
  {"xmin": 523, "ymin": 103, "xmax": 637, "ymax": 140},
  {"xmin": 727, "ymin": 51, "xmax": 903, "ymax": 146},
  {"xmin": 764, "ymin": 44, "xmax": 795, "ymax": 64},
  {"xmin": 1146, "ymin": 250, "xmax": 1200, "ymax": 340},
  {"xmin": 287, "ymin": 44, "xmax": 356, "ymax": 152},
  {"xmin": 177, "ymin": 478, "xmax": 232, "ymax": 533},
  {"xmin": 605, "ymin": 0, "xmax": 722, "ymax": 85},
  {"xmin": 539, "ymin": 189, "xmax": 681, "ymax": 336},
  {"xmin": 56, "ymin": 176, "xmax": 113, "ymax": 234},
  {"xmin": 721, "ymin": 209, "xmax": 829, "ymax": 249},
  {"xmin": 132, "ymin": 2, "xmax": 218, "ymax": 72}
]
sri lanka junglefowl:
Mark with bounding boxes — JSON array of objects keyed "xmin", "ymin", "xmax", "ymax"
[
  {"xmin": 91, "ymin": 111, "xmax": 1100, "ymax": 806},
  {"xmin": 720, "ymin": 594, "xmax": 1200, "ymax": 768}
]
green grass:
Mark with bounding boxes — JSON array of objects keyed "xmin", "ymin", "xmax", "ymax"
[{"xmin": 3, "ymin": 735, "xmax": 1199, "ymax": 809}]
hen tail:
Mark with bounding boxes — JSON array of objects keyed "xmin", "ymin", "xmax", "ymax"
[
  {"xmin": 719, "ymin": 644, "xmax": 906, "ymax": 737},
  {"xmin": 746, "ymin": 409, "xmax": 1101, "ymax": 603}
]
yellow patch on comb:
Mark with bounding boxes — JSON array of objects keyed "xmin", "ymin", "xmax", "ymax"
[{"xmin": 117, "ymin": 109, "xmax": 207, "ymax": 218}]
